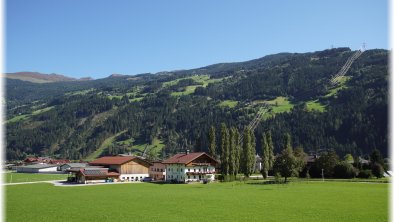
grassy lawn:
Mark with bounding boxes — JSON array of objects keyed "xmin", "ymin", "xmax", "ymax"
[
  {"xmin": 5, "ymin": 181, "xmax": 387, "ymax": 222},
  {"xmin": 170, "ymin": 85, "xmax": 200, "ymax": 96},
  {"xmin": 219, "ymin": 100, "xmax": 239, "ymax": 108},
  {"xmin": 7, "ymin": 106, "xmax": 55, "ymax": 123},
  {"xmin": 131, "ymin": 137, "xmax": 165, "ymax": 156},
  {"xmin": 305, "ymin": 100, "xmax": 326, "ymax": 112},
  {"xmin": 31, "ymin": 106, "xmax": 55, "ymax": 115},
  {"xmin": 164, "ymin": 75, "xmax": 226, "ymax": 97},
  {"xmin": 324, "ymin": 76, "xmax": 352, "ymax": 98},
  {"xmin": 6, "ymin": 114, "xmax": 30, "ymax": 123},
  {"xmin": 265, "ymin": 96, "xmax": 294, "ymax": 114},
  {"xmin": 4, "ymin": 172, "xmax": 67, "ymax": 183},
  {"xmin": 85, "ymin": 130, "xmax": 127, "ymax": 161}
]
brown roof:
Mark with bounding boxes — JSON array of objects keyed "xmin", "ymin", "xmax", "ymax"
[
  {"xmin": 89, "ymin": 156, "xmax": 136, "ymax": 165},
  {"xmin": 89, "ymin": 156, "xmax": 152, "ymax": 167},
  {"xmin": 162, "ymin": 152, "xmax": 218, "ymax": 165},
  {"xmin": 79, "ymin": 168, "xmax": 120, "ymax": 177}
]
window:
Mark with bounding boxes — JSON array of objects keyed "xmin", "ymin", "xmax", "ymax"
[{"xmin": 188, "ymin": 169, "xmax": 190, "ymax": 172}]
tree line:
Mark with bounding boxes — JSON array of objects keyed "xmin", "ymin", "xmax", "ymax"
[{"xmin": 209, "ymin": 124, "xmax": 388, "ymax": 182}]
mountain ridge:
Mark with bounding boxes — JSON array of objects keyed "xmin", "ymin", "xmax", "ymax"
[{"xmin": 5, "ymin": 48, "xmax": 388, "ymax": 161}]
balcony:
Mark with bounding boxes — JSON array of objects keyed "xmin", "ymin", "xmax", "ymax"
[{"xmin": 186, "ymin": 171, "xmax": 215, "ymax": 175}]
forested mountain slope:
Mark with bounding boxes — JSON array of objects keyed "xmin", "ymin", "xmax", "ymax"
[{"xmin": 5, "ymin": 47, "xmax": 388, "ymax": 161}]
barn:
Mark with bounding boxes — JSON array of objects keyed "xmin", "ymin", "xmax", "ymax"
[
  {"xmin": 16, "ymin": 164, "xmax": 58, "ymax": 173},
  {"xmin": 89, "ymin": 156, "xmax": 152, "ymax": 182}
]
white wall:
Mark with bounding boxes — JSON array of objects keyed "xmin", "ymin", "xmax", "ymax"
[
  {"xmin": 38, "ymin": 167, "xmax": 58, "ymax": 172},
  {"xmin": 166, "ymin": 164, "xmax": 216, "ymax": 182}
]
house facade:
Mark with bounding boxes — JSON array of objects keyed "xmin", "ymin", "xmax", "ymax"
[
  {"xmin": 149, "ymin": 161, "xmax": 166, "ymax": 181},
  {"xmin": 89, "ymin": 156, "xmax": 152, "ymax": 182},
  {"xmin": 163, "ymin": 152, "xmax": 218, "ymax": 183}
]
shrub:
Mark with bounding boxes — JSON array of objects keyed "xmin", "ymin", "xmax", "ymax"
[
  {"xmin": 333, "ymin": 162, "xmax": 357, "ymax": 178},
  {"xmin": 358, "ymin": 169, "xmax": 373, "ymax": 179},
  {"xmin": 371, "ymin": 163, "xmax": 384, "ymax": 178}
]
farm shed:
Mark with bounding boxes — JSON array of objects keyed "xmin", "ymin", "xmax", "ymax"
[
  {"xmin": 69, "ymin": 168, "xmax": 120, "ymax": 184},
  {"xmin": 16, "ymin": 164, "xmax": 58, "ymax": 173}
]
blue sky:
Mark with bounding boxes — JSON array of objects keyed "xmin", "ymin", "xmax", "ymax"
[{"xmin": 5, "ymin": 0, "xmax": 388, "ymax": 79}]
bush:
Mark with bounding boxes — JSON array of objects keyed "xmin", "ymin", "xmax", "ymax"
[
  {"xmin": 371, "ymin": 163, "xmax": 384, "ymax": 178},
  {"xmin": 333, "ymin": 162, "xmax": 357, "ymax": 178},
  {"xmin": 358, "ymin": 170, "xmax": 373, "ymax": 179}
]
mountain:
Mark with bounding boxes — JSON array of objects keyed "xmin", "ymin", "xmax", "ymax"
[
  {"xmin": 5, "ymin": 72, "xmax": 93, "ymax": 83},
  {"xmin": 5, "ymin": 48, "xmax": 388, "ymax": 161}
]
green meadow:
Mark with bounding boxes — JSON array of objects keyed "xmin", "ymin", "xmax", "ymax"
[
  {"xmin": 5, "ymin": 181, "xmax": 388, "ymax": 222},
  {"xmin": 4, "ymin": 172, "xmax": 67, "ymax": 184}
]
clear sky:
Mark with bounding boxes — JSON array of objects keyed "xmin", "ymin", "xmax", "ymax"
[{"xmin": 5, "ymin": 0, "xmax": 388, "ymax": 79}]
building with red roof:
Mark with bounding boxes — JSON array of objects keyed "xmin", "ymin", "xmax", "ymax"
[
  {"xmin": 162, "ymin": 151, "xmax": 218, "ymax": 183},
  {"xmin": 89, "ymin": 156, "xmax": 152, "ymax": 182}
]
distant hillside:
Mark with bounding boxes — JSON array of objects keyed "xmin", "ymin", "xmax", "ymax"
[
  {"xmin": 5, "ymin": 48, "xmax": 388, "ymax": 161},
  {"xmin": 5, "ymin": 72, "xmax": 93, "ymax": 83}
]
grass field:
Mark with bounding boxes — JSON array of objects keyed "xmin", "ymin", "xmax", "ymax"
[
  {"xmin": 305, "ymin": 100, "xmax": 326, "ymax": 112},
  {"xmin": 4, "ymin": 172, "xmax": 67, "ymax": 183},
  {"xmin": 5, "ymin": 181, "xmax": 388, "ymax": 222},
  {"xmin": 264, "ymin": 96, "xmax": 294, "ymax": 114},
  {"xmin": 219, "ymin": 100, "xmax": 239, "ymax": 108},
  {"xmin": 85, "ymin": 130, "xmax": 127, "ymax": 161}
]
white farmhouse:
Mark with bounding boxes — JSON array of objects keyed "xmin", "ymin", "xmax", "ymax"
[{"xmin": 163, "ymin": 152, "xmax": 218, "ymax": 183}]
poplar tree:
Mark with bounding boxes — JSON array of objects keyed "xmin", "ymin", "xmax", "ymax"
[
  {"xmin": 233, "ymin": 128, "xmax": 240, "ymax": 176},
  {"xmin": 220, "ymin": 123, "xmax": 229, "ymax": 175},
  {"xmin": 208, "ymin": 126, "xmax": 216, "ymax": 158},
  {"xmin": 250, "ymin": 129, "xmax": 256, "ymax": 174},
  {"xmin": 241, "ymin": 128, "xmax": 254, "ymax": 177},
  {"xmin": 267, "ymin": 131, "xmax": 275, "ymax": 170},
  {"xmin": 228, "ymin": 127, "xmax": 236, "ymax": 176},
  {"xmin": 261, "ymin": 132, "xmax": 269, "ymax": 179}
]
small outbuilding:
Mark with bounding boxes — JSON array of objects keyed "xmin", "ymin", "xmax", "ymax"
[
  {"xmin": 16, "ymin": 164, "xmax": 58, "ymax": 173},
  {"xmin": 59, "ymin": 163, "xmax": 88, "ymax": 172}
]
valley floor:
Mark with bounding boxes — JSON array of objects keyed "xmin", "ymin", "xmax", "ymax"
[{"xmin": 5, "ymin": 180, "xmax": 388, "ymax": 222}]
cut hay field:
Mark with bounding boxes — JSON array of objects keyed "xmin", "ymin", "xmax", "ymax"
[{"xmin": 5, "ymin": 181, "xmax": 388, "ymax": 222}]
